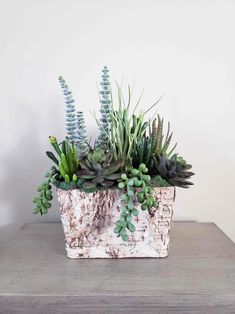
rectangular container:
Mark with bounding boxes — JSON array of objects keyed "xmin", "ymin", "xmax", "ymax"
[{"xmin": 57, "ymin": 187, "xmax": 175, "ymax": 258}]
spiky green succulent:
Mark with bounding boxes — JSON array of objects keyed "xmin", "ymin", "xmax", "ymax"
[
  {"xmin": 133, "ymin": 115, "xmax": 177, "ymax": 172},
  {"xmin": 77, "ymin": 149, "xmax": 123, "ymax": 191},
  {"xmin": 151, "ymin": 115, "xmax": 177, "ymax": 156},
  {"xmin": 154, "ymin": 155, "xmax": 194, "ymax": 188}
]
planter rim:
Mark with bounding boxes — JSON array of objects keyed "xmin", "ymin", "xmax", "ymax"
[{"xmin": 56, "ymin": 186, "xmax": 175, "ymax": 193}]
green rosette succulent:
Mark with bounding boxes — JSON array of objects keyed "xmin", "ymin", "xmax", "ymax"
[{"xmin": 77, "ymin": 149, "xmax": 123, "ymax": 191}]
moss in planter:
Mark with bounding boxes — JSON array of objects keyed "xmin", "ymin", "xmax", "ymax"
[
  {"xmin": 150, "ymin": 175, "xmax": 171, "ymax": 187},
  {"xmin": 53, "ymin": 180, "xmax": 78, "ymax": 191}
]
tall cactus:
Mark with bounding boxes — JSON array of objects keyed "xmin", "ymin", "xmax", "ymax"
[
  {"xmin": 58, "ymin": 76, "xmax": 76, "ymax": 142},
  {"xmin": 75, "ymin": 111, "xmax": 89, "ymax": 158},
  {"xmin": 95, "ymin": 66, "xmax": 112, "ymax": 150}
]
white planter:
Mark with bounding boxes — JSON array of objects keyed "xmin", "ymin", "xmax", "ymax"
[{"xmin": 57, "ymin": 187, "xmax": 175, "ymax": 258}]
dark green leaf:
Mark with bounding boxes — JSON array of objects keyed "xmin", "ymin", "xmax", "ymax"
[{"xmin": 46, "ymin": 151, "xmax": 59, "ymax": 165}]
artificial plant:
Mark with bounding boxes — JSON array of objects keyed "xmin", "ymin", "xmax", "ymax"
[{"xmin": 33, "ymin": 66, "xmax": 194, "ymax": 242}]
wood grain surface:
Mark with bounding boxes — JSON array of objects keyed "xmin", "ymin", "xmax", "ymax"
[{"xmin": 0, "ymin": 222, "xmax": 234, "ymax": 313}]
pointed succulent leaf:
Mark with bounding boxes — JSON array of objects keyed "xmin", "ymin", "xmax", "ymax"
[
  {"xmin": 92, "ymin": 176, "xmax": 104, "ymax": 184},
  {"xmin": 102, "ymin": 160, "xmax": 123, "ymax": 176},
  {"xmin": 158, "ymin": 163, "xmax": 167, "ymax": 177},
  {"xmin": 76, "ymin": 170, "xmax": 96, "ymax": 179},
  {"xmin": 46, "ymin": 151, "xmax": 59, "ymax": 165},
  {"xmin": 100, "ymin": 180, "xmax": 115, "ymax": 188},
  {"xmin": 92, "ymin": 162, "xmax": 102, "ymax": 171},
  {"xmin": 104, "ymin": 173, "xmax": 121, "ymax": 180}
]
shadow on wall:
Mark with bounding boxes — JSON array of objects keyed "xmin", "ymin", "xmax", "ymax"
[{"xmin": 0, "ymin": 102, "xmax": 61, "ymax": 246}]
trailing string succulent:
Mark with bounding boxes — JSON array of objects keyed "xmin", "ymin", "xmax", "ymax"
[
  {"xmin": 77, "ymin": 149, "xmax": 123, "ymax": 192},
  {"xmin": 33, "ymin": 66, "xmax": 194, "ymax": 241},
  {"xmin": 114, "ymin": 163, "xmax": 157, "ymax": 241},
  {"xmin": 33, "ymin": 167, "xmax": 57, "ymax": 215}
]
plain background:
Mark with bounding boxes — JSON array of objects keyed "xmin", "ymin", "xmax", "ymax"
[{"xmin": 0, "ymin": 0, "xmax": 234, "ymax": 245}]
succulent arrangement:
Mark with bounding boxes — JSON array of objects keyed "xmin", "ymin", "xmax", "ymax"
[{"xmin": 33, "ymin": 66, "xmax": 194, "ymax": 241}]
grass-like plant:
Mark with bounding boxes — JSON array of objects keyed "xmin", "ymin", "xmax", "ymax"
[{"xmin": 107, "ymin": 83, "xmax": 162, "ymax": 168}]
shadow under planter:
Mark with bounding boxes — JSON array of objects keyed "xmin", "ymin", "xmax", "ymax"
[{"xmin": 57, "ymin": 187, "xmax": 175, "ymax": 258}]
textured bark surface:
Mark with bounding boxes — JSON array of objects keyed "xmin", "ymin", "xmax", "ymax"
[{"xmin": 57, "ymin": 187, "xmax": 175, "ymax": 258}]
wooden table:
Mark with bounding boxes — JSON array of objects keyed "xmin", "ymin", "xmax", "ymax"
[{"xmin": 0, "ymin": 222, "xmax": 235, "ymax": 313}]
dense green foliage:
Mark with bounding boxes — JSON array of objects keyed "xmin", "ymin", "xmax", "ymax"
[
  {"xmin": 33, "ymin": 66, "xmax": 194, "ymax": 241},
  {"xmin": 150, "ymin": 175, "xmax": 171, "ymax": 187}
]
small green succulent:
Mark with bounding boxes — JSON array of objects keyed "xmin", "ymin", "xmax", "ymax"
[{"xmin": 77, "ymin": 149, "xmax": 123, "ymax": 191}]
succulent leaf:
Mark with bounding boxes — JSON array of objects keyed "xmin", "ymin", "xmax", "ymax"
[
  {"xmin": 46, "ymin": 151, "xmax": 59, "ymax": 165},
  {"xmin": 102, "ymin": 160, "xmax": 123, "ymax": 176}
]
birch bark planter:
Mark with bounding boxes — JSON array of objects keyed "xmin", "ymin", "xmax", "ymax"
[{"xmin": 57, "ymin": 187, "xmax": 175, "ymax": 258}]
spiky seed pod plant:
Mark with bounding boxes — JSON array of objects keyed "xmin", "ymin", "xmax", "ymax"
[
  {"xmin": 75, "ymin": 111, "xmax": 89, "ymax": 159},
  {"xmin": 58, "ymin": 76, "xmax": 76, "ymax": 142},
  {"xmin": 95, "ymin": 66, "xmax": 112, "ymax": 150}
]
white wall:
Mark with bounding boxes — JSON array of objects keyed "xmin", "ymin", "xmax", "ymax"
[{"xmin": 0, "ymin": 0, "xmax": 235, "ymax": 245}]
